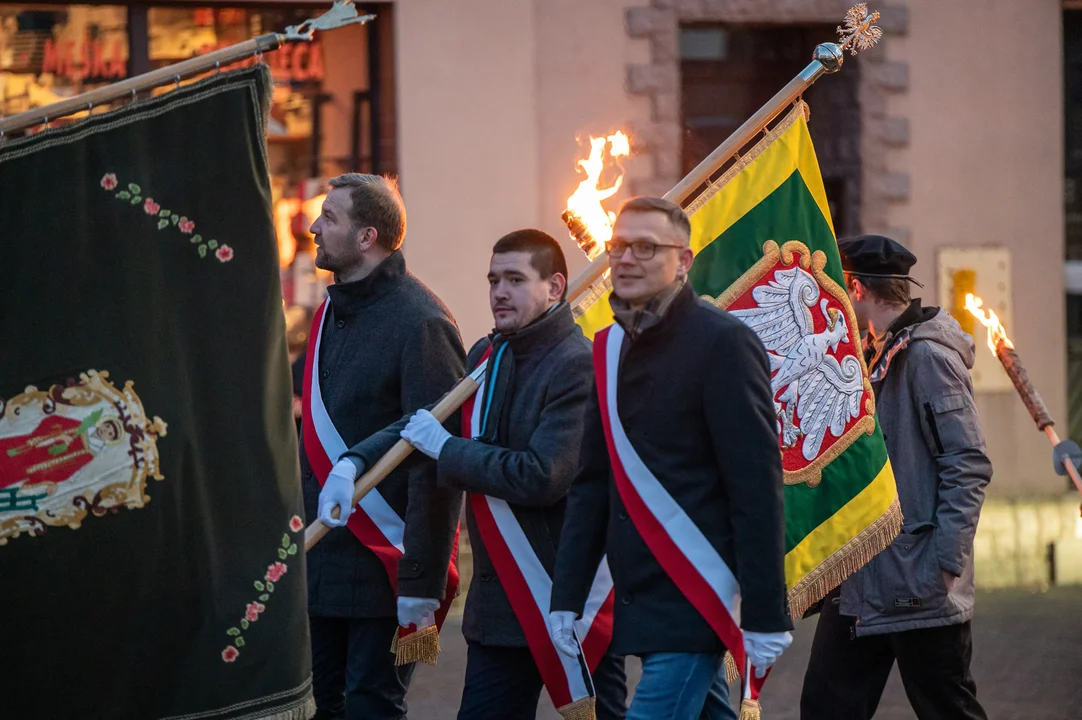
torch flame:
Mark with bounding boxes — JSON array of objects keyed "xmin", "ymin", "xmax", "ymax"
[
  {"xmin": 964, "ymin": 293, "xmax": 1014, "ymax": 353},
  {"xmin": 565, "ymin": 131, "xmax": 630, "ymax": 254}
]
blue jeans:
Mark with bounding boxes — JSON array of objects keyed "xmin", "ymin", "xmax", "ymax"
[
  {"xmin": 457, "ymin": 641, "xmax": 628, "ymax": 720},
  {"xmin": 702, "ymin": 667, "xmax": 739, "ymax": 720},
  {"xmin": 628, "ymin": 652, "xmax": 736, "ymax": 720}
]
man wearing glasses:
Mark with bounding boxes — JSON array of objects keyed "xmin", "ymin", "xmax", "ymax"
[{"xmin": 549, "ymin": 197, "xmax": 793, "ymax": 719}]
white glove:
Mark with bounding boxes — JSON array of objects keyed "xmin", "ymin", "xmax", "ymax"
[
  {"xmin": 743, "ymin": 630, "xmax": 793, "ymax": 678},
  {"xmin": 400, "ymin": 409, "xmax": 452, "ymax": 460},
  {"xmin": 397, "ymin": 596, "xmax": 441, "ymax": 628},
  {"xmin": 317, "ymin": 458, "xmax": 360, "ymax": 528},
  {"xmin": 548, "ymin": 611, "xmax": 579, "ymax": 658}
]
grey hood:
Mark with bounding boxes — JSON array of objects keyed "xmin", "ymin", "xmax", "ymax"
[
  {"xmin": 907, "ymin": 310, "xmax": 977, "ymax": 369},
  {"xmin": 870, "ymin": 307, "xmax": 976, "ymax": 383}
]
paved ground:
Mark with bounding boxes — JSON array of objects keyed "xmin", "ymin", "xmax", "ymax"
[{"xmin": 407, "ymin": 587, "xmax": 1082, "ymax": 719}]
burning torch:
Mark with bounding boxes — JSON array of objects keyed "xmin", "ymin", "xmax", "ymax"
[
  {"xmin": 965, "ymin": 294, "xmax": 1082, "ymax": 508},
  {"xmin": 561, "ymin": 131, "xmax": 629, "ymax": 263}
]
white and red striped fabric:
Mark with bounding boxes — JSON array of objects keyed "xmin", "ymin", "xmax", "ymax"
[
  {"xmin": 302, "ymin": 300, "xmax": 459, "ymax": 635},
  {"xmin": 593, "ymin": 323, "xmax": 766, "ymax": 699},
  {"xmin": 463, "ymin": 348, "xmax": 615, "ymax": 710}
]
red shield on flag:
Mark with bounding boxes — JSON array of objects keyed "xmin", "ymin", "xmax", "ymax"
[{"xmin": 706, "ymin": 240, "xmax": 875, "ymax": 486}]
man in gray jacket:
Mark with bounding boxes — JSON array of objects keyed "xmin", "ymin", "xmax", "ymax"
[
  {"xmin": 342, "ymin": 229, "xmax": 626, "ymax": 719},
  {"xmin": 800, "ymin": 235, "xmax": 991, "ymax": 720}
]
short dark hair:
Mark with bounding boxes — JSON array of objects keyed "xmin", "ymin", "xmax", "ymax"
[
  {"xmin": 492, "ymin": 229, "xmax": 569, "ymax": 301},
  {"xmin": 846, "ymin": 273, "xmax": 911, "ymax": 307},
  {"xmin": 617, "ymin": 196, "xmax": 691, "ymax": 244},
  {"xmin": 327, "ymin": 173, "xmax": 406, "ymax": 251}
]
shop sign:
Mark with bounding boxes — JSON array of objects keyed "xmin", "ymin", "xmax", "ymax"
[
  {"xmin": 41, "ymin": 39, "xmax": 127, "ymax": 82},
  {"xmin": 265, "ymin": 42, "xmax": 324, "ymax": 83},
  {"xmin": 193, "ymin": 40, "xmax": 324, "ymax": 84},
  {"xmin": 38, "ymin": 38, "xmax": 324, "ymax": 85}
]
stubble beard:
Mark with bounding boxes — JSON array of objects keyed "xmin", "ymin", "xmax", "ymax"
[{"xmin": 316, "ymin": 244, "xmax": 364, "ymax": 280}]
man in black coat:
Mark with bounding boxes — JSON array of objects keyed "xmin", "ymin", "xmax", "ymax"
[
  {"xmin": 304, "ymin": 173, "xmax": 465, "ymax": 720},
  {"xmin": 342, "ymin": 230, "xmax": 627, "ymax": 720},
  {"xmin": 549, "ymin": 197, "xmax": 793, "ymax": 719}
]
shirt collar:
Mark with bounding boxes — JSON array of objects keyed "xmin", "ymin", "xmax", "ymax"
[{"xmin": 326, "ymin": 251, "xmax": 407, "ymax": 318}]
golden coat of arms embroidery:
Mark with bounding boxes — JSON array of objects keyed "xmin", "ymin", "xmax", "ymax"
[
  {"xmin": 706, "ymin": 240, "xmax": 875, "ymax": 486},
  {"xmin": 0, "ymin": 370, "xmax": 167, "ymax": 544}
]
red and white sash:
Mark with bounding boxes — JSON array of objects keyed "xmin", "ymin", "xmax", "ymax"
[
  {"xmin": 593, "ymin": 323, "xmax": 766, "ymax": 697},
  {"xmin": 302, "ymin": 300, "xmax": 460, "ymax": 634},
  {"xmin": 463, "ymin": 348, "xmax": 615, "ymax": 710}
]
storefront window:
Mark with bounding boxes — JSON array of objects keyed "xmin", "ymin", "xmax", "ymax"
[
  {"xmin": 2, "ymin": 3, "xmax": 391, "ymax": 357},
  {"xmin": 0, "ymin": 5, "xmax": 128, "ymax": 119},
  {"xmin": 146, "ymin": 7, "xmax": 324, "ymax": 194}
]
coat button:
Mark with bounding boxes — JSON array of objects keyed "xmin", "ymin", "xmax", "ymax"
[
  {"xmin": 621, "ymin": 594, "xmax": 632, "ymax": 605},
  {"xmin": 321, "ymin": 369, "xmax": 329, "ymax": 379},
  {"xmin": 479, "ymin": 572, "xmax": 492, "ymax": 582},
  {"xmin": 336, "ymin": 320, "xmax": 345, "ymax": 329},
  {"xmin": 411, "ymin": 562, "xmax": 420, "ymax": 572},
  {"xmin": 618, "ymin": 511, "xmax": 628, "ymax": 521}
]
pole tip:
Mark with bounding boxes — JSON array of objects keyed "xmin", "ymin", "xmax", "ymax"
[{"xmin": 813, "ymin": 43, "xmax": 844, "ymax": 73}]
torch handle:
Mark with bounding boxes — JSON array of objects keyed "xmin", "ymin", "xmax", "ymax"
[
  {"xmin": 1045, "ymin": 426, "xmax": 1082, "ymax": 494},
  {"xmin": 303, "ymin": 372, "xmax": 484, "ymax": 551},
  {"xmin": 995, "ymin": 345, "xmax": 1054, "ymax": 430}
]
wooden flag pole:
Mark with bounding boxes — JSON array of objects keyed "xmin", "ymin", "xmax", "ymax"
[{"xmin": 303, "ymin": 362, "xmax": 487, "ymax": 550}]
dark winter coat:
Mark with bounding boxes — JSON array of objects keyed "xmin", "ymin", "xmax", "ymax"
[
  {"xmin": 302, "ymin": 251, "xmax": 465, "ymax": 618},
  {"xmin": 345, "ymin": 303, "xmax": 594, "ymax": 646},
  {"xmin": 550, "ymin": 284, "xmax": 793, "ymax": 656}
]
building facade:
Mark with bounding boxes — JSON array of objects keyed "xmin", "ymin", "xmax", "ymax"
[{"xmin": 3, "ymin": 0, "xmax": 1078, "ymax": 587}]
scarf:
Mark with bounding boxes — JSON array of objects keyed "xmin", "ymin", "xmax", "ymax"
[
  {"xmin": 609, "ymin": 277, "xmax": 687, "ymax": 341},
  {"xmin": 475, "ymin": 303, "xmax": 571, "ymax": 445}
]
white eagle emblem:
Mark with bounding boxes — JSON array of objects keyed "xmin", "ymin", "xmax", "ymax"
[{"xmin": 729, "ymin": 265, "xmax": 866, "ymax": 461}]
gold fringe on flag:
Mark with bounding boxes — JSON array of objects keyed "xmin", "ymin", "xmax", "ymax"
[
  {"xmin": 390, "ymin": 624, "xmax": 441, "ymax": 666},
  {"xmin": 787, "ymin": 496, "xmax": 903, "ymax": 618},
  {"xmin": 738, "ymin": 698, "xmax": 762, "ymax": 720},
  {"xmin": 556, "ymin": 696, "xmax": 596, "ymax": 720}
]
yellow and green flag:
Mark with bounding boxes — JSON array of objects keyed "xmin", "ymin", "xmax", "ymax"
[{"xmin": 575, "ymin": 101, "xmax": 901, "ymax": 616}]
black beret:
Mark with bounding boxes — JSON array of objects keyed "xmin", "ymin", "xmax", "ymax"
[{"xmin": 837, "ymin": 234, "xmax": 920, "ymax": 284}]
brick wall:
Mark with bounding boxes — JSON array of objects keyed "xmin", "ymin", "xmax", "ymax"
[{"xmin": 623, "ymin": 0, "xmax": 911, "ymax": 240}]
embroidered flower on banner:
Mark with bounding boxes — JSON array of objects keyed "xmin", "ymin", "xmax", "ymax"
[
  {"xmin": 221, "ymin": 514, "xmax": 302, "ymax": 663},
  {"xmin": 100, "ymin": 172, "xmax": 235, "ymax": 263},
  {"xmin": 245, "ymin": 601, "xmax": 266, "ymax": 622},
  {"xmin": 265, "ymin": 562, "xmax": 288, "ymax": 583}
]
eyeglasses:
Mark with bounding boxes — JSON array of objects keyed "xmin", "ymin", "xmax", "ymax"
[{"xmin": 605, "ymin": 240, "xmax": 685, "ymax": 260}]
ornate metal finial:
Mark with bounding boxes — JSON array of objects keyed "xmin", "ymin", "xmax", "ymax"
[
  {"xmin": 836, "ymin": 3, "xmax": 883, "ymax": 56},
  {"xmin": 813, "ymin": 43, "xmax": 844, "ymax": 73},
  {"xmin": 285, "ymin": 1, "xmax": 376, "ymax": 42}
]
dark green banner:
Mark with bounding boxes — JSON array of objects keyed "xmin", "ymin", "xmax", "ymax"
[{"xmin": 0, "ymin": 67, "xmax": 312, "ymax": 719}]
